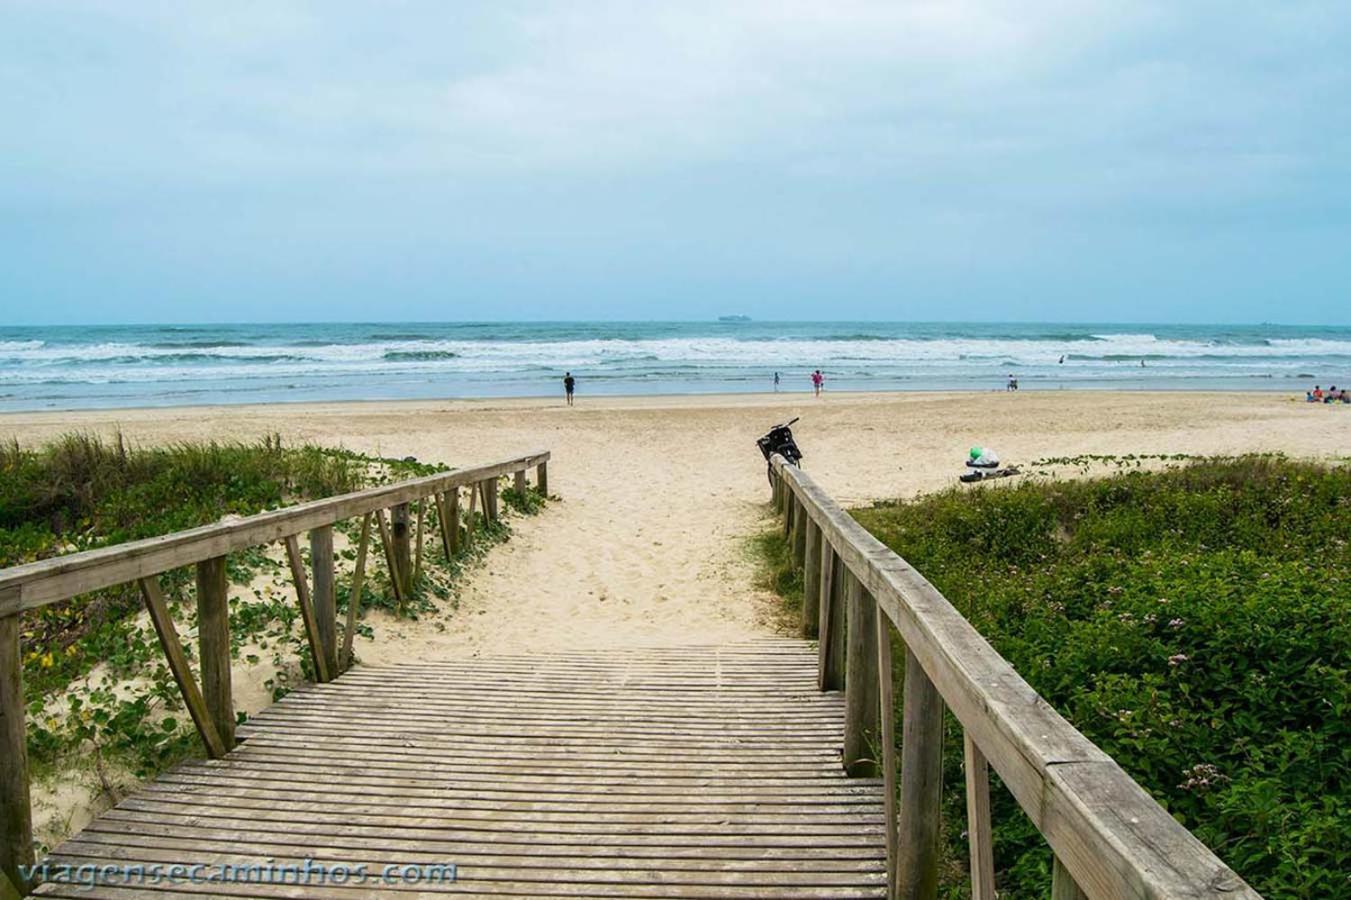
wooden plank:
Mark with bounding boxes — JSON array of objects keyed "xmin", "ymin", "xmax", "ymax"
[
  {"xmin": 0, "ymin": 614, "xmax": 34, "ymax": 897},
  {"xmin": 283, "ymin": 535, "xmax": 330, "ymax": 684},
  {"xmin": 768, "ymin": 457, "xmax": 1258, "ymax": 900},
  {"xmin": 433, "ymin": 492, "xmax": 454, "ymax": 561},
  {"xmin": 895, "ymin": 646, "xmax": 942, "ymax": 900},
  {"xmin": 843, "ymin": 574, "xmax": 879, "ymax": 778},
  {"xmin": 340, "ymin": 513, "xmax": 371, "ymax": 670},
  {"xmin": 391, "ymin": 503, "xmax": 413, "ymax": 600},
  {"xmin": 963, "ymin": 734, "xmax": 996, "ymax": 900},
  {"xmin": 875, "ymin": 613, "xmax": 898, "ymax": 900},
  {"xmin": 0, "ymin": 451, "xmax": 550, "ymax": 616},
  {"xmin": 413, "ymin": 501, "xmax": 425, "ymax": 584},
  {"xmin": 790, "ymin": 496, "xmax": 806, "ymax": 568},
  {"xmin": 817, "ymin": 535, "xmax": 836, "ymax": 689},
  {"xmin": 823, "ymin": 549, "xmax": 846, "ymax": 692},
  {"xmin": 375, "ymin": 508, "xmax": 405, "ymax": 609},
  {"xmin": 1051, "ymin": 856, "xmax": 1088, "ymax": 900},
  {"xmin": 801, "ymin": 518, "xmax": 820, "ymax": 639},
  {"xmin": 194, "ymin": 556, "xmax": 235, "ymax": 751},
  {"xmin": 137, "ymin": 577, "xmax": 227, "ymax": 759},
  {"xmin": 309, "ymin": 525, "xmax": 338, "ymax": 680}
]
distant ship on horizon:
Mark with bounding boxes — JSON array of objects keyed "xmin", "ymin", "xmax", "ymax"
[{"xmin": 718, "ymin": 314, "xmax": 752, "ymax": 323}]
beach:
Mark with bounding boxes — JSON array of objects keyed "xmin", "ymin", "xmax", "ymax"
[
  {"xmin": 5, "ymin": 388, "xmax": 1345, "ymax": 849},
  {"xmin": 4, "ymin": 390, "xmax": 1343, "ymax": 658}
]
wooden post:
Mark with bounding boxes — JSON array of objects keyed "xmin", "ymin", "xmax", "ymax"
[
  {"xmin": 485, "ymin": 479, "xmax": 499, "ymax": 523},
  {"xmin": 413, "ymin": 502, "xmax": 425, "ymax": 584},
  {"xmin": 801, "ymin": 518, "xmax": 821, "ymax": 639},
  {"xmin": 783, "ymin": 487, "xmax": 794, "ymax": 538},
  {"xmin": 446, "ymin": 489, "xmax": 461, "ymax": 555},
  {"xmin": 816, "ymin": 535, "xmax": 837, "ymax": 689},
  {"xmin": 790, "ymin": 497, "xmax": 807, "ymax": 568},
  {"xmin": 514, "ymin": 469, "xmax": 527, "ymax": 497},
  {"xmin": 390, "ymin": 502, "xmax": 413, "ymax": 598},
  {"xmin": 309, "ymin": 526, "xmax": 338, "ymax": 680},
  {"xmin": 876, "ymin": 612, "xmax": 898, "ymax": 900},
  {"xmin": 536, "ymin": 460, "xmax": 549, "ymax": 497},
  {"xmin": 0, "ymin": 615, "xmax": 34, "ymax": 896},
  {"xmin": 843, "ymin": 573, "xmax": 880, "ymax": 777},
  {"xmin": 964, "ymin": 734, "xmax": 997, "ymax": 900},
  {"xmin": 375, "ymin": 508, "xmax": 405, "ymax": 608},
  {"xmin": 138, "ymin": 578, "xmax": 227, "ymax": 758},
  {"xmin": 283, "ymin": 535, "xmax": 331, "ymax": 684},
  {"xmin": 433, "ymin": 492, "xmax": 453, "ymax": 561},
  {"xmin": 341, "ymin": 513, "xmax": 371, "ymax": 669},
  {"xmin": 1051, "ymin": 857, "xmax": 1088, "ymax": 900},
  {"xmin": 194, "ymin": 556, "xmax": 235, "ymax": 750},
  {"xmin": 817, "ymin": 535, "xmax": 837, "ymax": 688},
  {"xmin": 896, "ymin": 646, "xmax": 944, "ymax": 900}
]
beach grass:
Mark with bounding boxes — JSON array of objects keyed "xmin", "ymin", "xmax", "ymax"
[{"xmin": 846, "ymin": 457, "xmax": 1349, "ymax": 898}]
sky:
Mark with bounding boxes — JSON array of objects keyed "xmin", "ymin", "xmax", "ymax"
[{"xmin": 1, "ymin": 1, "xmax": 1348, "ymax": 325}]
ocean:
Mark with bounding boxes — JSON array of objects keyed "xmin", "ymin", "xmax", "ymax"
[{"xmin": 1, "ymin": 321, "xmax": 1347, "ymax": 412}]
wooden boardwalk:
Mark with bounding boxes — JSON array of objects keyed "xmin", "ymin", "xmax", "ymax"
[{"xmin": 34, "ymin": 640, "xmax": 887, "ymax": 898}]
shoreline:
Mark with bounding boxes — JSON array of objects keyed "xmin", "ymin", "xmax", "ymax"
[{"xmin": 0, "ymin": 386, "xmax": 1324, "ymax": 425}]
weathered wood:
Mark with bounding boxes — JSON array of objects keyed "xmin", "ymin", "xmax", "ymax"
[
  {"xmin": 783, "ymin": 487, "xmax": 795, "ymax": 538},
  {"xmin": 413, "ymin": 501, "xmax": 425, "ymax": 584},
  {"xmin": 447, "ymin": 489, "xmax": 461, "ymax": 555},
  {"xmin": 433, "ymin": 492, "xmax": 454, "ymax": 561},
  {"xmin": 483, "ymin": 478, "xmax": 499, "ymax": 523},
  {"xmin": 0, "ymin": 450, "xmax": 550, "ymax": 617},
  {"xmin": 963, "ymin": 734, "xmax": 996, "ymax": 900},
  {"xmin": 194, "ymin": 556, "xmax": 235, "ymax": 751},
  {"xmin": 137, "ymin": 577, "xmax": 227, "ymax": 759},
  {"xmin": 515, "ymin": 469, "xmax": 527, "ymax": 497},
  {"xmin": 283, "ymin": 534, "xmax": 331, "ymax": 685},
  {"xmin": 788, "ymin": 494, "xmax": 799, "ymax": 564},
  {"xmin": 876, "ymin": 613, "xmax": 898, "ymax": 899},
  {"xmin": 341, "ymin": 513, "xmax": 372, "ymax": 669},
  {"xmin": 391, "ymin": 503, "xmax": 413, "ymax": 599},
  {"xmin": 310, "ymin": 526, "xmax": 338, "ymax": 680},
  {"xmin": 0, "ymin": 614, "xmax": 33, "ymax": 896},
  {"xmin": 537, "ymin": 460, "xmax": 549, "ymax": 497},
  {"xmin": 466, "ymin": 481, "xmax": 480, "ymax": 539},
  {"xmin": 843, "ymin": 574, "xmax": 880, "ymax": 778},
  {"xmin": 768, "ymin": 456, "xmax": 1259, "ymax": 900},
  {"xmin": 894, "ymin": 646, "xmax": 943, "ymax": 900},
  {"xmin": 35, "ymin": 643, "xmax": 888, "ymax": 898},
  {"xmin": 1051, "ymin": 856, "xmax": 1088, "ymax": 900},
  {"xmin": 816, "ymin": 535, "xmax": 837, "ymax": 689},
  {"xmin": 801, "ymin": 518, "xmax": 821, "ymax": 639},
  {"xmin": 375, "ymin": 508, "xmax": 405, "ymax": 609}
]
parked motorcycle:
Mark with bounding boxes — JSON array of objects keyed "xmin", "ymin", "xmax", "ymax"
[{"xmin": 756, "ymin": 417, "xmax": 803, "ymax": 486}]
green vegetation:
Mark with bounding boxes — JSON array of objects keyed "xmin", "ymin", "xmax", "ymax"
[
  {"xmin": 849, "ymin": 457, "xmax": 1349, "ymax": 898},
  {"xmin": 2, "ymin": 433, "xmax": 545, "ymax": 821},
  {"xmin": 753, "ymin": 457, "xmax": 1348, "ymax": 898}
]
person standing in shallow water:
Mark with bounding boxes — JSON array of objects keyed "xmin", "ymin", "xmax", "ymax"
[
  {"xmin": 811, "ymin": 369, "xmax": 824, "ymax": 397},
  {"xmin": 563, "ymin": 372, "xmax": 576, "ymax": 406}
]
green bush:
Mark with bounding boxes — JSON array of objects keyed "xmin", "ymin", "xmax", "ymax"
[{"xmin": 852, "ymin": 457, "xmax": 1349, "ymax": 899}]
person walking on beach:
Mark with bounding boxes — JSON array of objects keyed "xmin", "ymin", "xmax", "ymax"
[
  {"xmin": 811, "ymin": 369, "xmax": 824, "ymax": 397},
  {"xmin": 774, "ymin": 372, "xmax": 780, "ymax": 392},
  {"xmin": 563, "ymin": 372, "xmax": 576, "ymax": 406}
]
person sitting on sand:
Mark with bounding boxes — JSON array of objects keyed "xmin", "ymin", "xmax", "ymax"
[
  {"xmin": 1313, "ymin": 385, "xmax": 1324, "ymax": 402},
  {"xmin": 1307, "ymin": 390, "xmax": 1316, "ymax": 402},
  {"xmin": 1327, "ymin": 386, "xmax": 1340, "ymax": 403}
]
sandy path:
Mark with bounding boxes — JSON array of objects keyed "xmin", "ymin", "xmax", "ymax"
[{"xmin": 5, "ymin": 390, "xmax": 1343, "ymax": 661}]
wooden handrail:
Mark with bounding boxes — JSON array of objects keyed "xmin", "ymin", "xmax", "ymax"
[
  {"xmin": 0, "ymin": 451, "xmax": 549, "ymax": 617},
  {"xmin": 0, "ymin": 449, "xmax": 550, "ymax": 895},
  {"xmin": 768, "ymin": 454, "xmax": 1259, "ymax": 900}
]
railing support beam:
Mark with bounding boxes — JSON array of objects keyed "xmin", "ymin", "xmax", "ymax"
[
  {"xmin": 896, "ymin": 646, "xmax": 944, "ymax": 899},
  {"xmin": 195, "ymin": 556, "xmax": 235, "ymax": 750},
  {"xmin": 390, "ymin": 503, "xmax": 413, "ymax": 599},
  {"xmin": 801, "ymin": 517, "xmax": 821, "ymax": 639},
  {"xmin": 536, "ymin": 461, "xmax": 549, "ymax": 497},
  {"xmin": 843, "ymin": 573, "xmax": 880, "ymax": 777},
  {"xmin": 310, "ymin": 526, "xmax": 338, "ymax": 680},
  {"xmin": 0, "ymin": 614, "xmax": 33, "ymax": 897}
]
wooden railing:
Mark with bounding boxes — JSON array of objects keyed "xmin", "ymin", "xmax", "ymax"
[
  {"xmin": 0, "ymin": 450, "xmax": 549, "ymax": 895},
  {"xmin": 769, "ymin": 455, "xmax": 1260, "ymax": 900}
]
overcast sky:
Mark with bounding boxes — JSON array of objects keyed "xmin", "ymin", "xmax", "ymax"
[{"xmin": 2, "ymin": 1, "xmax": 1348, "ymax": 325}]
